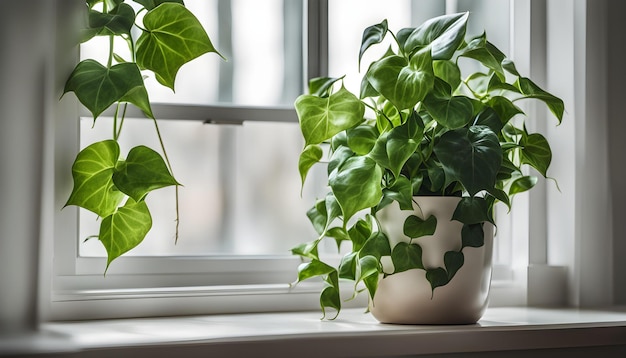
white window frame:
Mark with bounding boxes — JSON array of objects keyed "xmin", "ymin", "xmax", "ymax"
[{"xmin": 39, "ymin": 0, "xmax": 570, "ymax": 321}]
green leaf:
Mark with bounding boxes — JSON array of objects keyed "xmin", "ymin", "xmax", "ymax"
[
  {"xmin": 306, "ymin": 199, "xmax": 327, "ymax": 236},
  {"xmin": 329, "ymin": 156, "xmax": 383, "ymax": 223},
  {"xmin": 426, "ymin": 267, "xmax": 449, "ymax": 292},
  {"xmin": 346, "ymin": 125, "xmax": 378, "ymax": 155},
  {"xmin": 320, "ymin": 272, "xmax": 341, "ymax": 319},
  {"xmin": 112, "ymin": 146, "xmax": 180, "ymax": 202},
  {"xmin": 403, "ymin": 12, "xmax": 469, "ymax": 60},
  {"xmin": 358, "ymin": 255, "xmax": 380, "ymax": 299},
  {"xmin": 291, "ymin": 240, "xmax": 319, "ymax": 260},
  {"xmin": 132, "ymin": 0, "xmax": 184, "ymax": 11},
  {"xmin": 296, "ymin": 259, "xmax": 335, "ymax": 283},
  {"xmin": 433, "ymin": 60, "xmax": 462, "ymax": 91},
  {"xmin": 520, "ymin": 132, "xmax": 552, "ymax": 177},
  {"xmin": 359, "ymin": 19, "xmax": 388, "ymax": 70},
  {"xmin": 87, "ymin": 3, "xmax": 135, "ymax": 37},
  {"xmin": 461, "ymin": 223, "xmax": 484, "ymax": 248},
  {"xmin": 369, "ymin": 112, "xmax": 423, "ymax": 178},
  {"xmin": 65, "ymin": 140, "xmax": 124, "ymax": 217},
  {"xmin": 298, "ymin": 144, "xmax": 323, "ymax": 188},
  {"xmin": 338, "ymin": 252, "xmax": 358, "ymax": 281},
  {"xmin": 487, "ymin": 96, "xmax": 524, "ymax": 125},
  {"xmin": 433, "ymin": 126, "xmax": 502, "ymax": 196},
  {"xmin": 136, "ymin": 3, "xmax": 222, "ymax": 90},
  {"xmin": 327, "ymin": 146, "xmax": 354, "ymax": 176},
  {"xmin": 359, "ymin": 232, "xmax": 392, "ymax": 260},
  {"xmin": 444, "ymin": 251, "xmax": 464, "ymax": 280},
  {"xmin": 474, "ymin": 107, "xmax": 503, "ymax": 134},
  {"xmin": 403, "ymin": 214, "xmax": 437, "ymax": 239},
  {"xmin": 452, "ymin": 197, "xmax": 492, "ymax": 225},
  {"xmin": 509, "ymin": 175, "xmax": 538, "ymax": 195},
  {"xmin": 458, "ymin": 32, "xmax": 504, "ymax": 79},
  {"xmin": 308, "ymin": 76, "xmax": 343, "ymax": 97},
  {"xmin": 422, "ymin": 94, "xmax": 474, "ymax": 129},
  {"xmin": 348, "ymin": 218, "xmax": 372, "ymax": 252},
  {"xmin": 391, "ymin": 242, "xmax": 424, "ymax": 273},
  {"xmin": 380, "ymin": 176, "xmax": 413, "ymax": 211},
  {"xmin": 515, "ymin": 77, "xmax": 565, "ymax": 123},
  {"xmin": 295, "ymin": 86, "xmax": 365, "ymax": 146},
  {"xmin": 100, "ymin": 198, "xmax": 152, "ymax": 272},
  {"xmin": 366, "ymin": 49, "xmax": 434, "ymax": 110},
  {"xmin": 64, "ymin": 60, "xmax": 153, "ymax": 119}
]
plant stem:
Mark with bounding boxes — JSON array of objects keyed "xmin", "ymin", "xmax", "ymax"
[{"xmin": 151, "ymin": 118, "xmax": 181, "ymax": 243}]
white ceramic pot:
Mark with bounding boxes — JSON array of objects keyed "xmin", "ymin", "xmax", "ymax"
[{"xmin": 369, "ymin": 196, "xmax": 493, "ymax": 324}]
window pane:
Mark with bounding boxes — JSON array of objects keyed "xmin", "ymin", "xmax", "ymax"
[
  {"xmin": 78, "ymin": 118, "xmax": 327, "ymax": 256},
  {"xmin": 79, "ymin": 0, "xmax": 304, "ymax": 107}
]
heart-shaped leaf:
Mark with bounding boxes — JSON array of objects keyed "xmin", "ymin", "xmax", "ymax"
[
  {"xmin": 64, "ymin": 60, "xmax": 153, "ymax": 119},
  {"xmin": 403, "ymin": 214, "xmax": 437, "ymax": 239},
  {"xmin": 391, "ymin": 242, "xmax": 424, "ymax": 273},
  {"xmin": 100, "ymin": 198, "xmax": 152, "ymax": 272},
  {"xmin": 347, "ymin": 125, "xmax": 379, "ymax": 155},
  {"xmin": 461, "ymin": 223, "xmax": 485, "ymax": 248},
  {"xmin": 422, "ymin": 94, "xmax": 474, "ymax": 129},
  {"xmin": 329, "ymin": 156, "xmax": 383, "ymax": 223},
  {"xmin": 444, "ymin": 250, "xmax": 464, "ymax": 280},
  {"xmin": 359, "ymin": 19, "xmax": 388, "ymax": 70},
  {"xmin": 426, "ymin": 267, "xmax": 449, "ymax": 293},
  {"xmin": 320, "ymin": 272, "xmax": 341, "ymax": 319},
  {"xmin": 87, "ymin": 2, "xmax": 135, "ymax": 38},
  {"xmin": 136, "ymin": 3, "xmax": 222, "ymax": 90},
  {"xmin": 520, "ymin": 132, "xmax": 552, "ymax": 177},
  {"xmin": 298, "ymin": 144, "xmax": 323, "ymax": 188},
  {"xmin": 65, "ymin": 140, "xmax": 124, "ymax": 217},
  {"xmin": 458, "ymin": 32, "xmax": 505, "ymax": 79},
  {"xmin": 348, "ymin": 218, "xmax": 372, "ymax": 252},
  {"xmin": 515, "ymin": 77, "xmax": 565, "ymax": 123},
  {"xmin": 403, "ymin": 12, "xmax": 469, "ymax": 60},
  {"xmin": 296, "ymin": 86, "xmax": 365, "ymax": 146},
  {"xmin": 434, "ymin": 126, "xmax": 502, "ymax": 196},
  {"xmin": 380, "ymin": 175, "xmax": 413, "ymax": 211},
  {"xmin": 338, "ymin": 252, "xmax": 358, "ymax": 281},
  {"xmin": 509, "ymin": 175, "xmax": 538, "ymax": 195},
  {"xmin": 112, "ymin": 145, "xmax": 180, "ymax": 202},
  {"xmin": 359, "ymin": 232, "xmax": 391, "ymax": 260},
  {"xmin": 366, "ymin": 49, "xmax": 434, "ymax": 110},
  {"xmin": 452, "ymin": 197, "xmax": 492, "ymax": 225},
  {"xmin": 433, "ymin": 60, "xmax": 462, "ymax": 91}
]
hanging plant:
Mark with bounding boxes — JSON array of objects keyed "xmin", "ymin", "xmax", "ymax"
[{"xmin": 63, "ymin": 0, "xmax": 223, "ymax": 272}]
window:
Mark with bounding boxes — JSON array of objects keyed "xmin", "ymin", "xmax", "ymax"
[{"xmin": 45, "ymin": 0, "xmax": 556, "ymax": 320}]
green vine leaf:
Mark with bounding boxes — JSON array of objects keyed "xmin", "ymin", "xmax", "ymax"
[
  {"xmin": 320, "ymin": 272, "xmax": 341, "ymax": 319},
  {"xmin": 112, "ymin": 145, "xmax": 180, "ymax": 202},
  {"xmin": 520, "ymin": 132, "xmax": 552, "ymax": 177},
  {"xmin": 444, "ymin": 251, "xmax": 464, "ymax": 280},
  {"xmin": 295, "ymin": 259, "xmax": 335, "ymax": 283},
  {"xmin": 338, "ymin": 252, "xmax": 358, "ymax": 281},
  {"xmin": 509, "ymin": 175, "xmax": 538, "ymax": 196},
  {"xmin": 358, "ymin": 255, "xmax": 380, "ymax": 299},
  {"xmin": 359, "ymin": 232, "xmax": 392, "ymax": 260},
  {"xmin": 403, "ymin": 214, "xmax": 437, "ymax": 239},
  {"xmin": 64, "ymin": 60, "xmax": 153, "ymax": 119},
  {"xmin": 433, "ymin": 125, "xmax": 502, "ymax": 196},
  {"xmin": 391, "ymin": 242, "xmax": 424, "ymax": 273},
  {"xmin": 85, "ymin": 2, "xmax": 135, "ymax": 39},
  {"xmin": 380, "ymin": 176, "xmax": 413, "ymax": 211},
  {"xmin": 100, "ymin": 198, "xmax": 152, "ymax": 272},
  {"xmin": 426, "ymin": 267, "xmax": 449, "ymax": 293},
  {"xmin": 359, "ymin": 19, "xmax": 388, "ymax": 70},
  {"xmin": 296, "ymin": 86, "xmax": 365, "ymax": 146},
  {"xmin": 329, "ymin": 156, "xmax": 383, "ymax": 224},
  {"xmin": 422, "ymin": 94, "xmax": 474, "ymax": 129},
  {"xmin": 367, "ymin": 49, "xmax": 434, "ymax": 110},
  {"xmin": 403, "ymin": 12, "xmax": 469, "ymax": 60},
  {"xmin": 452, "ymin": 197, "xmax": 492, "ymax": 225},
  {"xmin": 515, "ymin": 77, "xmax": 565, "ymax": 123},
  {"xmin": 458, "ymin": 32, "xmax": 505, "ymax": 79},
  {"xmin": 136, "ymin": 2, "xmax": 223, "ymax": 90},
  {"xmin": 348, "ymin": 218, "xmax": 372, "ymax": 252},
  {"xmin": 65, "ymin": 140, "xmax": 124, "ymax": 218},
  {"xmin": 461, "ymin": 223, "xmax": 484, "ymax": 248},
  {"xmin": 346, "ymin": 125, "xmax": 379, "ymax": 155},
  {"xmin": 298, "ymin": 144, "xmax": 323, "ymax": 189}
]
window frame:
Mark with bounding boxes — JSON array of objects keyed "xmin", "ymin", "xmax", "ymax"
[{"xmin": 43, "ymin": 0, "xmax": 554, "ymax": 321}]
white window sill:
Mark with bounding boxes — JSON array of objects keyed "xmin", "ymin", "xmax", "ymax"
[{"xmin": 4, "ymin": 307, "xmax": 626, "ymax": 357}]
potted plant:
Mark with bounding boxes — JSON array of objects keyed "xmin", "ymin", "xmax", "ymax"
[
  {"xmin": 62, "ymin": 0, "xmax": 222, "ymax": 272},
  {"xmin": 291, "ymin": 13, "xmax": 564, "ymax": 323}
]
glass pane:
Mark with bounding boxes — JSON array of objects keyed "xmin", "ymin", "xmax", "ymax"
[
  {"xmin": 78, "ymin": 118, "xmax": 328, "ymax": 256},
  {"xmin": 79, "ymin": 0, "xmax": 304, "ymax": 107}
]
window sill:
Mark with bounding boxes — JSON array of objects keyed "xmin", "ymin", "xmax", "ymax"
[{"xmin": 7, "ymin": 307, "xmax": 626, "ymax": 357}]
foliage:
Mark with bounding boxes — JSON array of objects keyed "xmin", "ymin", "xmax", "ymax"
[
  {"xmin": 292, "ymin": 13, "xmax": 564, "ymax": 318},
  {"xmin": 63, "ymin": 0, "xmax": 221, "ymax": 272}
]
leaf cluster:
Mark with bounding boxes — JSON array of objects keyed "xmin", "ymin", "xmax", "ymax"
[
  {"xmin": 293, "ymin": 13, "xmax": 564, "ymax": 318},
  {"xmin": 63, "ymin": 0, "xmax": 221, "ymax": 271}
]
